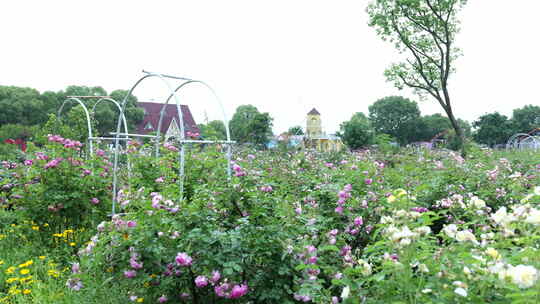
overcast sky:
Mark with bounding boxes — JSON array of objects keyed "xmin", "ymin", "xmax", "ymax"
[{"xmin": 2, "ymin": 1, "xmax": 539, "ymax": 134}]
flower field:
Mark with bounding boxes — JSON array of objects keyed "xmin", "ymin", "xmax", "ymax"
[{"xmin": 2, "ymin": 137, "xmax": 540, "ymax": 303}]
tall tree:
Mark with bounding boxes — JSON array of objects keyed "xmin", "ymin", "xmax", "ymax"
[
  {"xmin": 511, "ymin": 105, "xmax": 540, "ymax": 134},
  {"xmin": 338, "ymin": 112, "xmax": 374, "ymax": 150},
  {"xmin": 198, "ymin": 120, "xmax": 227, "ymax": 140},
  {"xmin": 287, "ymin": 125, "xmax": 304, "ymax": 136},
  {"xmin": 368, "ymin": 96, "xmax": 421, "ymax": 144},
  {"xmin": 229, "ymin": 105, "xmax": 273, "ymax": 146},
  {"xmin": 473, "ymin": 112, "xmax": 514, "ymax": 147},
  {"xmin": 367, "ymin": 0, "xmax": 468, "ymax": 153}
]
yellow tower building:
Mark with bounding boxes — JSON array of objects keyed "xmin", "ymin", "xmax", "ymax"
[{"xmin": 306, "ymin": 108, "xmax": 322, "ymax": 138}]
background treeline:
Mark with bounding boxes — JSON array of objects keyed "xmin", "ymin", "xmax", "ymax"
[
  {"xmin": 0, "ymin": 85, "xmax": 144, "ymax": 142},
  {"xmin": 338, "ymin": 96, "xmax": 540, "ymax": 150},
  {"xmin": 2, "ymin": 85, "xmax": 539, "ymax": 153}
]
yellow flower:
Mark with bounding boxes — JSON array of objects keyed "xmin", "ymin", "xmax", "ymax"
[
  {"xmin": 6, "ymin": 267, "xmax": 16, "ymax": 274},
  {"xmin": 0, "ymin": 260, "xmax": 4, "ymax": 265},
  {"xmin": 69, "ymin": 242, "xmax": 76, "ymax": 246},
  {"xmin": 387, "ymin": 195, "xmax": 396, "ymax": 203},
  {"xmin": 486, "ymin": 248, "xmax": 501, "ymax": 260},
  {"xmin": 136, "ymin": 298, "xmax": 144, "ymax": 303},
  {"xmin": 43, "ymin": 223, "xmax": 49, "ymax": 227},
  {"xmin": 20, "ymin": 269, "xmax": 30, "ymax": 275},
  {"xmin": 6, "ymin": 278, "xmax": 19, "ymax": 284},
  {"xmin": 18, "ymin": 260, "xmax": 33, "ymax": 268},
  {"xmin": 47, "ymin": 269, "xmax": 60, "ymax": 278},
  {"xmin": 10, "ymin": 224, "xmax": 16, "ymax": 227},
  {"xmin": 32, "ymin": 226, "xmax": 40, "ymax": 231},
  {"xmin": 23, "ymin": 289, "xmax": 31, "ymax": 295},
  {"xmin": 52, "ymin": 233, "xmax": 63, "ymax": 237},
  {"xmin": 39, "ymin": 256, "xmax": 46, "ymax": 260}
]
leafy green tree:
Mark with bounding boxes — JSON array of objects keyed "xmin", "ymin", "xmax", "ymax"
[
  {"xmin": 473, "ymin": 112, "xmax": 514, "ymax": 147},
  {"xmin": 511, "ymin": 105, "xmax": 540, "ymax": 134},
  {"xmin": 229, "ymin": 105, "xmax": 273, "ymax": 146},
  {"xmin": 418, "ymin": 114, "xmax": 451, "ymax": 141},
  {"xmin": 198, "ymin": 120, "xmax": 227, "ymax": 140},
  {"xmin": 368, "ymin": 96, "xmax": 421, "ymax": 144},
  {"xmin": 367, "ymin": 0, "xmax": 468, "ymax": 153},
  {"xmin": 338, "ymin": 112, "xmax": 374, "ymax": 150},
  {"xmin": 287, "ymin": 125, "xmax": 304, "ymax": 136},
  {"xmin": 0, "ymin": 86, "xmax": 47, "ymax": 126}
]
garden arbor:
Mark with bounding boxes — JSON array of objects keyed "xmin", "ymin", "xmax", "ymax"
[
  {"xmin": 506, "ymin": 133, "xmax": 540, "ymax": 150},
  {"xmin": 57, "ymin": 96, "xmax": 129, "ymax": 156},
  {"xmin": 111, "ymin": 71, "xmax": 234, "ymax": 214}
]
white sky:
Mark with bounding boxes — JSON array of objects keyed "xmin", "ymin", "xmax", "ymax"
[{"xmin": 1, "ymin": 1, "xmax": 539, "ymax": 134}]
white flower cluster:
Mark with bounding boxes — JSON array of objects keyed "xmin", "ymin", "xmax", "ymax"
[
  {"xmin": 489, "ymin": 262, "xmax": 539, "ymax": 288},
  {"xmin": 442, "ymin": 224, "xmax": 479, "ymax": 245},
  {"xmin": 492, "ymin": 205, "xmax": 540, "ymax": 227},
  {"xmin": 385, "ymin": 225, "xmax": 431, "ymax": 247}
]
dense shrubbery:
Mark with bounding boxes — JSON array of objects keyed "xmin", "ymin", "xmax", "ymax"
[{"xmin": 2, "ymin": 137, "xmax": 540, "ymax": 303}]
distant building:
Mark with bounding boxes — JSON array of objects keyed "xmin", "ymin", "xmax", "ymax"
[
  {"xmin": 269, "ymin": 108, "xmax": 343, "ymax": 151},
  {"xmin": 304, "ymin": 108, "xmax": 344, "ymax": 151},
  {"xmin": 136, "ymin": 102, "xmax": 200, "ymax": 141}
]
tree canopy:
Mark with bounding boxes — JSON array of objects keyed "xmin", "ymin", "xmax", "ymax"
[
  {"xmin": 287, "ymin": 125, "xmax": 304, "ymax": 136},
  {"xmin": 229, "ymin": 105, "xmax": 273, "ymax": 146},
  {"xmin": 338, "ymin": 112, "xmax": 374, "ymax": 150},
  {"xmin": 368, "ymin": 96, "xmax": 421, "ymax": 144},
  {"xmin": 367, "ymin": 0, "xmax": 468, "ymax": 152},
  {"xmin": 473, "ymin": 112, "xmax": 514, "ymax": 147},
  {"xmin": 511, "ymin": 105, "xmax": 540, "ymax": 134}
]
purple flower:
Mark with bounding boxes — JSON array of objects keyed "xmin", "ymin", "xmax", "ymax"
[
  {"xmin": 353, "ymin": 216, "xmax": 363, "ymax": 227},
  {"xmin": 175, "ymin": 252, "xmax": 193, "ymax": 266},
  {"xmin": 230, "ymin": 284, "xmax": 249, "ymax": 299},
  {"xmin": 90, "ymin": 198, "xmax": 100, "ymax": 205},
  {"xmin": 157, "ymin": 295, "xmax": 168, "ymax": 303},
  {"xmin": 130, "ymin": 258, "xmax": 143, "ymax": 269},
  {"xmin": 124, "ymin": 270, "xmax": 137, "ymax": 278},
  {"xmin": 127, "ymin": 221, "xmax": 137, "ymax": 228},
  {"xmin": 195, "ymin": 275, "xmax": 208, "ymax": 288},
  {"xmin": 210, "ymin": 270, "xmax": 221, "ymax": 284},
  {"xmin": 24, "ymin": 159, "xmax": 33, "ymax": 166},
  {"xmin": 305, "ymin": 245, "xmax": 316, "ymax": 253},
  {"xmin": 155, "ymin": 176, "xmax": 164, "ymax": 183},
  {"xmin": 307, "ymin": 256, "xmax": 318, "ymax": 264},
  {"xmin": 44, "ymin": 158, "xmax": 63, "ymax": 169},
  {"xmin": 71, "ymin": 263, "xmax": 80, "ymax": 274},
  {"xmin": 365, "ymin": 178, "xmax": 373, "ymax": 185},
  {"xmin": 66, "ymin": 278, "xmax": 83, "ymax": 291}
]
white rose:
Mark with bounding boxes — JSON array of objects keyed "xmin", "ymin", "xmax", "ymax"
[
  {"xmin": 454, "ymin": 287, "xmax": 467, "ymax": 297},
  {"xmin": 525, "ymin": 209, "xmax": 540, "ymax": 225},
  {"xmin": 455, "ymin": 230, "xmax": 478, "ymax": 244},
  {"xmin": 510, "ymin": 265, "xmax": 538, "ymax": 289},
  {"xmin": 443, "ymin": 224, "xmax": 458, "ymax": 238}
]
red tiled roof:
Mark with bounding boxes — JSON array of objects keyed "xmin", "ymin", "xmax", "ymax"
[
  {"xmin": 136, "ymin": 102, "xmax": 200, "ymax": 136},
  {"xmin": 307, "ymin": 108, "xmax": 320, "ymax": 115}
]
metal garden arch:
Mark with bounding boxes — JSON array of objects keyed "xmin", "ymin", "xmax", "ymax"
[
  {"xmin": 506, "ymin": 133, "xmax": 540, "ymax": 150},
  {"xmin": 111, "ymin": 71, "xmax": 234, "ymax": 214}
]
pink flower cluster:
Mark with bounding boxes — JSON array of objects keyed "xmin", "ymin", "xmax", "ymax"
[
  {"xmin": 175, "ymin": 252, "xmax": 193, "ymax": 266},
  {"xmin": 150, "ymin": 193, "xmax": 180, "ymax": 213},
  {"xmin": 47, "ymin": 134, "xmax": 83, "ymax": 150},
  {"xmin": 44, "ymin": 158, "xmax": 64, "ymax": 169},
  {"xmin": 335, "ymin": 184, "xmax": 352, "ymax": 214},
  {"xmin": 232, "ymin": 163, "xmax": 246, "ymax": 177},
  {"xmin": 215, "ymin": 282, "xmax": 249, "ymax": 299},
  {"xmin": 163, "ymin": 142, "xmax": 179, "ymax": 152},
  {"xmin": 260, "ymin": 185, "xmax": 273, "ymax": 193}
]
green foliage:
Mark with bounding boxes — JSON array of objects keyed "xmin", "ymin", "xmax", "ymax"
[
  {"xmin": 511, "ymin": 105, "xmax": 540, "ymax": 134},
  {"xmin": 368, "ymin": 96, "xmax": 421, "ymax": 144},
  {"xmin": 339, "ymin": 112, "xmax": 374, "ymax": 150},
  {"xmin": 473, "ymin": 112, "xmax": 514, "ymax": 147},
  {"xmin": 229, "ymin": 105, "xmax": 273, "ymax": 147},
  {"xmin": 199, "ymin": 120, "xmax": 228, "ymax": 140},
  {"xmin": 287, "ymin": 125, "xmax": 304, "ymax": 136},
  {"xmin": 367, "ymin": 0, "xmax": 468, "ymax": 152}
]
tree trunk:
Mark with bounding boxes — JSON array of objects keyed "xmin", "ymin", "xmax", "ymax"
[{"xmin": 444, "ymin": 106, "xmax": 466, "ymax": 157}]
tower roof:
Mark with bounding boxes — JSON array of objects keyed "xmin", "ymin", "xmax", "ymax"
[{"xmin": 307, "ymin": 108, "xmax": 320, "ymax": 115}]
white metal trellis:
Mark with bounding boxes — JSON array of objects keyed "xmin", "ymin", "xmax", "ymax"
[
  {"xmin": 57, "ymin": 97, "xmax": 94, "ymax": 155},
  {"xmin": 110, "ymin": 71, "xmax": 235, "ymax": 215},
  {"xmin": 506, "ymin": 133, "xmax": 540, "ymax": 151}
]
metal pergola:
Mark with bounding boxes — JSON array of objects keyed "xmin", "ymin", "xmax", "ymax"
[{"xmin": 110, "ymin": 71, "xmax": 235, "ymax": 214}]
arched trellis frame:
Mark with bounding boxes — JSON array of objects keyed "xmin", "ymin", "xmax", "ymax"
[
  {"xmin": 111, "ymin": 71, "xmax": 234, "ymax": 215},
  {"xmin": 506, "ymin": 133, "xmax": 540, "ymax": 150},
  {"xmin": 57, "ymin": 97, "xmax": 94, "ymax": 155}
]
